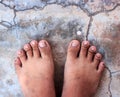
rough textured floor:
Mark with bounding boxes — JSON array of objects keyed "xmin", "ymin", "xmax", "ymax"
[{"xmin": 0, "ymin": 0, "xmax": 120, "ymax": 97}]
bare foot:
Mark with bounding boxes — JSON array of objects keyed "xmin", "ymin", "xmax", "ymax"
[
  {"xmin": 14, "ymin": 40, "xmax": 56, "ymax": 97},
  {"xmin": 62, "ymin": 40, "xmax": 105, "ymax": 97}
]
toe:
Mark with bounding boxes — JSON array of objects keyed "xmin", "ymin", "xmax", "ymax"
[
  {"xmin": 24, "ymin": 43, "xmax": 33, "ymax": 58},
  {"xmin": 38, "ymin": 40, "xmax": 52, "ymax": 59},
  {"xmin": 17, "ymin": 50, "xmax": 26, "ymax": 63},
  {"xmin": 30, "ymin": 40, "xmax": 40, "ymax": 58},
  {"xmin": 14, "ymin": 57, "xmax": 21, "ymax": 74},
  {"xmin": 97, "ymin": 62, "xmax": 105, "ymax": 73},
  {"xmin": 93, "ymin": 53, "xmax": 102, "ymax": 67},
  {"xmin": 80, "ymin": 41, "xmax": 90, "ymax": 58},
  {"xmin": 87, "ymin": 46, "xmax": 96, "ymax": 62},
  {"xmin": 67, "ymin": 40, "xmax": 80, "ymax": 60}
]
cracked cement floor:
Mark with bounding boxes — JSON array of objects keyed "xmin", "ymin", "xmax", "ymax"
[{"xmin": 0, "ymin": 0, "xmax": 120, "ymax": 97}]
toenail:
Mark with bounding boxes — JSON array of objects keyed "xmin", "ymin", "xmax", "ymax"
[
  {"xmin": 91, "ymin": 46, "xmax": 96, "ymax": 51},
  {"xmin": 39, "ymin": 41, "xmax": 47, "ymax": 47},
  {"xmin": 31, "ymin": 41, "xmax": 37, "ymax": 45},
  {"xmin": 24, "ymin": 44, "xmax": 29, "ymax": 49},
  {"xmin": 96, "ymin": 53, "xmax": 101, "ymax": 58},
  {"xmin": 71, "ymin": 41, "xmax": 79, "ymax": 47},
  {"xmin": 17, "ymin": 51, "xmax": 22, "ymax": 55},
  {"xmin": 83, "ymin": 41, "xmax": 88, "ymax": 46}
]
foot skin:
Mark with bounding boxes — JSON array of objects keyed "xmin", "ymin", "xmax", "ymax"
[
  {"xmin": 62, "ymin": 40, "xmax": 105, "ymax": 97},
  {"xmin": 14, "ymin": 40, "xmax": 56, "ymax": 97}
]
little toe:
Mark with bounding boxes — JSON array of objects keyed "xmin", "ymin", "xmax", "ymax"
[
  {"xmin": 87, "ymin": 46, "xmax": 96, "ymax": 62},
  {"xmin": 24, "ymin": 43, "xmax": 33, "ymax": 58},
  {"xmin": 80, "ymin": 41, "xmax": 90, "ymax": 58},
  {"xmin": 14, "ymin": 57, "xmax": 22, "ymax": 74},
  {"xmin": 30, "ymin": 40, "xmax": 40, "ymax": 58},
  {"xmin": 67, "ymin": 40, "xmax": 80, "ymax": 60},
  {"xmin": 93, "ymin": 53, "xmax": 102, "ymax": 65},
  {"xmin": 17, "ymin": 50, "xmax": 26, "ymax": 63},
  {"xmin": 97, "ymin": 62, "xmax": 105, "ymax": 74},
  {"xmin": 38, "ymin": 40, "xmax": 52, "ymax": 59}
]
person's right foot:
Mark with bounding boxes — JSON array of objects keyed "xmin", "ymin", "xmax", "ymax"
[
  {"xmin": 14, "ymin": 40, "xmax": 56, "ymax": 97},
  {"xmin": 62, "ymin": 40, "xmax": 105, "ymax": 97}
]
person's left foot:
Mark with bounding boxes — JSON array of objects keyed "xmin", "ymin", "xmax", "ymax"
[
  {"xmin": 62, "ymin": 40, "xmax": 105, "ymax": 97},
  {"xmin": 14, "ymin": 40, "xmax": 56, "ymax": 97}
]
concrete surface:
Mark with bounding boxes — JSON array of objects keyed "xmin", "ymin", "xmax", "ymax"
[{"xmin": 0, "ymin": 0, "xmax": 120, "ymax": 97}]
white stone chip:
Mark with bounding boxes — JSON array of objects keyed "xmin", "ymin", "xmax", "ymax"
[{"xmin": 76, "ymin": 31, "xmax": 82, "ymax": 35}]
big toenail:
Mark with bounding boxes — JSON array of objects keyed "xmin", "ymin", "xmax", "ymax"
[
  {"xmin": 71, "ymin": 42, "xmax": 79, "ymax": 47},
  {"xmin": 39, "ymin": 41, "xmax": 47, "ymax": 47}
]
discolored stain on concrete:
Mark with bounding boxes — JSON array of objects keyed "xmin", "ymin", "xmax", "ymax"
[
  {"xmin": 88, "ymin": 5, "xmax": 120, "ymax": 97},
  {"xmin": 100, "ymin": 23, "xmax": 120, "ymax": 69},
  {"xmin": 6, "ymin": 79, "xmax": 14, "ymax": 86},
  {"xmin": 88, "ymin": 6, "xmax": 120, "ymax": 72}
]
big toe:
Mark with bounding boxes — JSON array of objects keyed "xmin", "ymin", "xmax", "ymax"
[
  {"xmin": 67, "ymin": 40, "xmax": 80, "ymax": 60},
  {"xmin": 38, "ymin": 40, "xmax": 52, "ymax": 59}
]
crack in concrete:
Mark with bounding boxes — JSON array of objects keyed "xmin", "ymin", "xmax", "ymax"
[
  {"xmin": 63, "ymin": 3, "xmax": 90, "ymax": 16},
  {"xmin": 90, "ymin": 3, "xmax": 120, "ymax": 16},
  {"xmin": 111, "ymin": 70, "xmax": 120, "ymax": 74},
  {"xmin": 0, "ymin": 21, "xmax": 12, "ymax": 28},
  {"xmin": 0, "ymin": 1, "xmax": 120, "ymax": 35},
  {"xmin": 15, "ymin": 6, "xmax": 43, "ymax": 12},
  {"xmin": 86, "ymin": 16, "xmax": 93, "ymax": 40},
  {"xmin": 0, "ymin": 0, "xmax": 120, "ymax": 27},
  {"xmin": 0, "ymin": 1, "xmax": 16, "ymax": 26},
  {"xmin": 0, "ymin": 0, "xmax": 14, "ymax": 10},
  {"xmin": 13, "ymin": 9, "xmax": 17, "ymax": 25},
  {"xmin": 105, "ymin": 4, "xmax": 120, "ymax": 12},
  {"xmin": 105, "ymin": 66, "xmax": 112, "ymax": 97},
  {"xmin": 0, "ymin": 0, "xmax": 1, "ymax": 2},
  {"xmin": 0, "ymin": 0, "xmax": 120, "ymax": 16}
]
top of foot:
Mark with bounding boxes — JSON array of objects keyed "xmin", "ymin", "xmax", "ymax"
[
  {"xmin": 62, "ymin": 40, "xmax": 105, "ymax": 97},
  {"xmin": 14, "ymin": 40, "xmax": 55, "ymax": 97}
]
